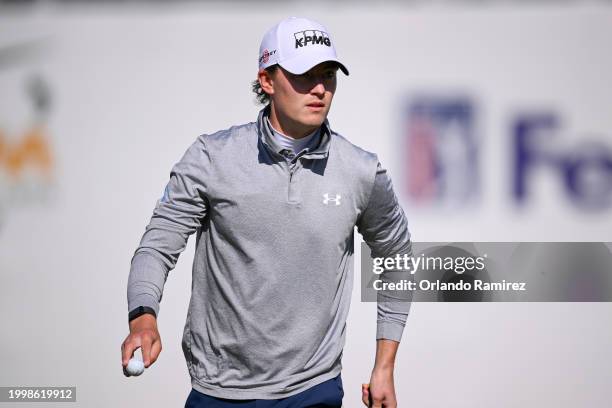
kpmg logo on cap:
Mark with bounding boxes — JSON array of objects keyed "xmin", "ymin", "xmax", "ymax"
[
  {"xmin": 259, "ymin": 49, "xmax": 277, "ymax": 64},
  {"xmin": 403, "ymin": 97, "xmax": 479, "ymax": 208},
  {"xmin": 293, "ymin": 30, "xmax": 331, "ymax": 48}
]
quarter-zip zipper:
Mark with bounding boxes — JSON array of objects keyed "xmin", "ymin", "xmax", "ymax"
[{"xmin": 280, "ymin": 149, "xmax": 303, "ymax": 204}]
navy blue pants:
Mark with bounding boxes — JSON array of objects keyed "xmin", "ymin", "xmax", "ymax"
[{"xmin": 184, "ymin": 374, "xmax": 344, "ymax": 408}]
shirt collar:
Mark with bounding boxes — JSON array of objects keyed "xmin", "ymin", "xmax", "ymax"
[
  {"xmin": 257, "ymin": 105, "xmax": 331, "ymax": 160},
  {"xmin": 266, "ymin": 116, "xmax": 320, "ymax": 155}
]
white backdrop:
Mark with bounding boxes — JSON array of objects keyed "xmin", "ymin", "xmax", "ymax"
[{"xmin": 1, "ymin": 2, "xmax": 611, "ymax": 407}]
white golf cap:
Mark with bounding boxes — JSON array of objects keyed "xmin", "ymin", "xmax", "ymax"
[{"xmin": 258, "ymin": 17, "xmax": 349, "ymax": 76}]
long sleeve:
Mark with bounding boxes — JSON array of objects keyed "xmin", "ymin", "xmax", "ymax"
[
  {"xmin": 127, "ymin": 136, "xmax": 210, "ymax": 318},
  {"xmin": 356, "ymin": 161, "xmax": 413, "ymax": 342}
]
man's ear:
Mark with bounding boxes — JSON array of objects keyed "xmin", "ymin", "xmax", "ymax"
[{"xmin": 258, "ymin": 68, "xmax": 274, "ymax": 96}]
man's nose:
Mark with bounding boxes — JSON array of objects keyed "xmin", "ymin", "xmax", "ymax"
[{"xmin": 310, "ymin": 81, "xmax": 326, "ymax": 96}]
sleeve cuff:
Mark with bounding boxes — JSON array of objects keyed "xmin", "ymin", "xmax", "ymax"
[{"xmin": 376, "ymin": 320, "xmax": 405, "ymax": 342}]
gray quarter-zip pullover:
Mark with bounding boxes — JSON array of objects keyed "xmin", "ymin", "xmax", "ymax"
[{"xmin": 127, "ymin": 106, "xmax": 412, "ymax": 399}]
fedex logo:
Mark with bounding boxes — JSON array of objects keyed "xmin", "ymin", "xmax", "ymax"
[{"xmin": 513, "ymin": 114, "xmax": 612, "ymax": 210}]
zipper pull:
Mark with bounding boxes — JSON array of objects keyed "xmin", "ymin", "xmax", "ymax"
[{"xmin": 280, "ymin": 149, "xmax": 296, "ymax": 161}]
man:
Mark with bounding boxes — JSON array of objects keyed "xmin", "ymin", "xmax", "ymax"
[{"xmin": 121, "ymin": 17, "xmax": 412, "ymax": 408}]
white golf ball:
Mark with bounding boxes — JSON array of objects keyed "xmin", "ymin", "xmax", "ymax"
[{"xmin": 126, "ymin": 358, "xmax": 145, "ymax": 376}]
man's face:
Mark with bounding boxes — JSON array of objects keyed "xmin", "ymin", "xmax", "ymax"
[{"xmin": 264, "ymin": 61, "xmax": 338, "ymax": 137}]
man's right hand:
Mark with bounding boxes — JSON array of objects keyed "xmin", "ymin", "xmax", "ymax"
[{"xmin": 121, "ymin": 313, "xmax": 162, "ymax": 376}]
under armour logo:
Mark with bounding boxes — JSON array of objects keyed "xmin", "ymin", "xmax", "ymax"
[{"xmin": 323, "ymin": 193, "xmax": 341, "ymax": 206}]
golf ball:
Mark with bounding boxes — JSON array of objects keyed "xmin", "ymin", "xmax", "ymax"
[{"xmin": 126, "ymin": 357, "xmax": 145, "ymax": 376}]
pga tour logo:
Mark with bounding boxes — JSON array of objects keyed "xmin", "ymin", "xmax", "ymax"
[
  {"xmin": 404, "ymin": 97, "xmax": 479, "ymax": 208},
  {"xmin": 294, "ymin": 30, "xmax": 331, "ymax": 48}
]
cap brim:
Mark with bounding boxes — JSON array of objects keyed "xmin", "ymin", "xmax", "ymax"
[{"xmin": 280, "ymin": 55, "xmax": 349, "ymax": 76}]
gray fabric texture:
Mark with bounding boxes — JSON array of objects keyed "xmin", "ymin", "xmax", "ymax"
[{"xmin": 127, "ymin": 106, "xmax": 412, "ymax": 399}]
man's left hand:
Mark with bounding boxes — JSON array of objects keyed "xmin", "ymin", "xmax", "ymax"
[{"xmin": 361, "ymin": 367, "xmax": 397, "ymax": 408}]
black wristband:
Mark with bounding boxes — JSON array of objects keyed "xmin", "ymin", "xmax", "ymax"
[{"xmin": 128, "ymin": 306, "xmax": 157, "ymax": 322}]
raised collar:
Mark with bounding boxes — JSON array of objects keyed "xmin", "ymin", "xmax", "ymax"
[{"xmin": 256, "ymin": 105, "xmax": 332, "ymax": 160}]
